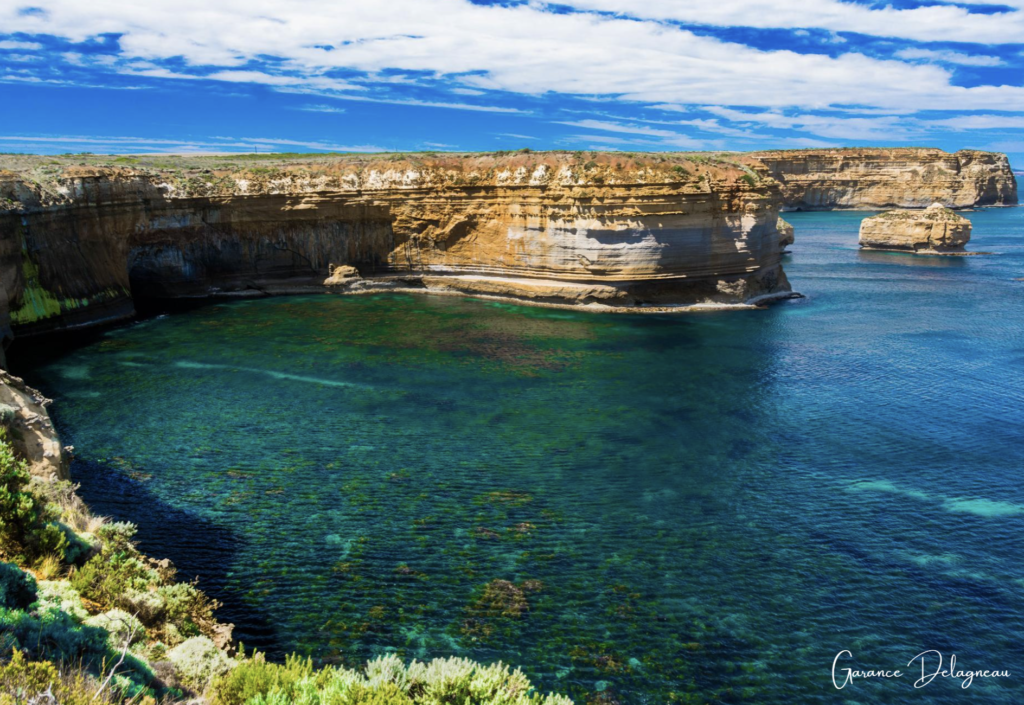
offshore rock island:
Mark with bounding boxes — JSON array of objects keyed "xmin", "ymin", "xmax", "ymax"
[{"xmin": 859, "ymin": 203, "xmax": 974, "ymax": 254}]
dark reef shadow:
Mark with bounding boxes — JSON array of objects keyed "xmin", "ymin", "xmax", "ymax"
[{"xmin": 70, "ymin": 458, "xmax": 282, "ymax": 657}]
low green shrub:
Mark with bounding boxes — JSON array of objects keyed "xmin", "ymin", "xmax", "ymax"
[
  {"xmin": 157, "ymin": 581, "xmax": 220, "ymax": 638},
  {"xmin": 0, "ymin": 429, "xmax": 67, "ymax": 562},
  {"xmin": 0, "ymin": 562, "xmax": 36, "ymax": 610},
  {"xmin": 0, "ymin": 603, "xmax": 108, "ymax": 665},
  {"xmin": 70, "ymin": 549, "xmax": 157, "ymax": 610},
  {"xmin": 34, "ymin": 579, "xmax": 89, "ymax": 622},
  {"xmin": 212, "ymin": 653, "xmax": 572, "ymax": 705},
  {"xmin": 213, "ymin": 652, "xmax": 317, "ymax": 705},
  {"xmin": 1, "ymin": 572, "xmax": 156, "ymax": 700},
  {"xmin": 0, "ymin": 649, "xmax": 124, "ymax": 705},
  {"xmin": 167, "ymin": 636, "xmax": 234, "ymax": 692},
  {"xmin": 85, "ymin": 609, "xmax": 145, "ymax": 647}
]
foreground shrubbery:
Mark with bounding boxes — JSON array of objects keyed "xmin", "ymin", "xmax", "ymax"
[
  {"xmin": 0, "ymin": 421, "xmax": 573, "ymax": 704},
  {"xmin": 0, "ymin": 650, "xmax": 122, "ymax": 705},
  {"xmin": 0, "ymin": 428, "xmax": 67, "ymax": 564},
  {"xmin": 212, "ymin": 652, "xmax": 572, "ymax": 705}
]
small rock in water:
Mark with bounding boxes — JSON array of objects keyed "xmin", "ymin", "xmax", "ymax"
[
  {"xmin": 859, "ymin": 203, "xmax": 971, "ymax": 254},
  {"xmin": 325, "ymin": 264, "xmax": 361, "ymax": 286}
]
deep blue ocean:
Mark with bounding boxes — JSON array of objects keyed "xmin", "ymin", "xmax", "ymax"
[{"xmin": 20, "ymin": 208, "xmax": 1024, "ymax": 704}]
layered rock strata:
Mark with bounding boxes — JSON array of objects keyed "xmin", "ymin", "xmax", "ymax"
[
  {"xmin": 859, "ymin": 203, "xmax": 973, "ymax": 254},
  {"xmin": 0, "ymin": 154, "xmax": 794, "ymax": 350},
  {"xmin": 750, "ymin": 148, "xmax": 1017, "ymax": 210}
]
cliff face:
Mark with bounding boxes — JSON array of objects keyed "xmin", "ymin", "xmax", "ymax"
[
  {"xmin": 0, "ymin": 370, "xmax": 68, "ymax": 480},
  {"xmin": 750, "ymin": 148, "xmax": 1017, "ymax": 210},
  {"xmin": 0, "ymin": 153, "xmax": 791, "ymax": 345}
]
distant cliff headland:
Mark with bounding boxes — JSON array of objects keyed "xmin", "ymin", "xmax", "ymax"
[
  {"xmin": 752, "ymin": 148, "xmax": 1017, "ymax": 210},
  {"xmin": 0, "ymin": 148, "xmax": 1016, "ymax": 363}
]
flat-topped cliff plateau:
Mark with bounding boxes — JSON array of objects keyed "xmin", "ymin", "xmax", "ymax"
[
  {"xmin": 0, "ymin": 151, "xmax": 793, "ymax": 356},
  {"xmin": 751, "ymin": 148, "xmax": 1017, "ymax": 210}
]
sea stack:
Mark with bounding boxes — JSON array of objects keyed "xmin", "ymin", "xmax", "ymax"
[{"xmin": 859, "ymin": 203, "xmax": 972, "ymax": 254}]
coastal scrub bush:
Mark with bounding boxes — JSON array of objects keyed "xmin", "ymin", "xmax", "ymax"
[
  {"xmin": 70, "ymin": 549, "xmax": 155, "ymax": 610},
  {"xmin": 212, "ymin": 653, "xmax": 573, "ymax": 705},
  {"xmin": 0, "ymin": 429, "xmax": 67, "ymax": 562},
  {"xmin": 157, "ymin": 581, "xmax": 221, "ymax": 638},
  {"xmin": 0, "ymin": 603, "xmax": 107, "ymax": 665},
  {"xmin": 1, "ymin": 575, "xmax": 156, "ymax": 700},
  {"xmin": 167, "ymin": 636, "xmax": 234, "ymax": 692},
  {"xmin": 85, "ymin": 608, "xmax": 145, "ymax": 647},
  {"xmin": 212, "ymin": 652, "xmax": 316, "ymax": 705},
  {"xmin": 0, "ymin": 649, "xmax": 122, "ymax": 705},
  {"xmin": 34, "ymin": 579, "xmax": 89, "ymax": 622},
  {"xmin": 0, "ymin": 562, "xmax": 36, "ymax": 610}
]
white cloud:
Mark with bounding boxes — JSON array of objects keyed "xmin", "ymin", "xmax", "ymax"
[
  {"xmin": 294, "ymin": 104, "xmax": 346, "ymax": 113},
  {"xmin": 300, "ymin": 93, "xmax": 530, "ymax": 114},
  {"xmin": 1, "ymin": 0, "xmax": 1024, "ymax": 118},
  {"xmin": 559, "ymin": 0, "xmax": 1024, "ymax": 44},
  {"xmin": 895, "ymin": 48, "xmax": 1004, "ymax": 67},
  {"xmin": 699, "ymin": 106, "xmax": 1024, "ymax": 141},
  {"xmin": 556, "ymin": 119, "xmax": 704, "ymax": 148},
  {"xmin": 703, "ymin": 107, "xmax": 918, "ymax": 141},
  {"xmin": 929, "ymin": 114, "xmax": 1024, "ymax": 130},
  {"xmin": 0, "ymin": 40, "xmax": 42, "ymax": 50},
  {"xmin": 0, "ymin": 133, "xmax": 385, "ymax": 152}
]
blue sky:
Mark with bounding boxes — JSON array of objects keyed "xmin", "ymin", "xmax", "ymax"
[{"xmin": 2, "ymin": 0, "xmax": 1024, "ymax": 168}]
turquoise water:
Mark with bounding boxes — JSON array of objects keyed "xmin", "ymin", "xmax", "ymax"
[{"xmin": 19, "ymin": 208, "xmax": 1024, "ymax": 704}]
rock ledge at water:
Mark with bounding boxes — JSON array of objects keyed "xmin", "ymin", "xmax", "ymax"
[{"xmin": 859, "ymin": 203, "xmax": 973, "ymax": 254}]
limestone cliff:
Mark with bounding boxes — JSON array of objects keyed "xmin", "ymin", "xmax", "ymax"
[
  {"xmin": 859, "ymin": 203, "xmax": 972, "ymax": 254},
  {"xmin": 751, "ymin": 148, "xmax": 1017, "ymax": 210},
  {"xmin": 0, "ymin": 153, "xmax": 792, "ymax": 348}
]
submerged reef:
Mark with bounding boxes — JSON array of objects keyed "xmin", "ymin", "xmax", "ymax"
[{"xmin": 0, "ymin": 372, "xmax": 573, "ymax": 704}]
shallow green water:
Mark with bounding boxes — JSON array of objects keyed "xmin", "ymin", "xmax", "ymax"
[{"xmin": 20, "ymin": 208, "xmax": 1024, "ymax": 704}]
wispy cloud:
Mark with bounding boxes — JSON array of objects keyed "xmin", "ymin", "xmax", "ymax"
[
  {"xmin": 556, "ymin": 119, "xmax": 703, "ymax": 148},
  {"xmin": 557, "ymin": 0, "xmax": 1024, "ymax": 44},
  {"xmin": 928, "ymin": 115, "xmax": 1024, "ymax": 130},
  {"xmin": 895, "ymin": 48, "xmax": 1003, "ymax": 67},
  {"xmin": 0, "ymin": 134, "xmax": 386, "ymax": 153},
  {"xmin": 294, "ymin": 104, "xmax": 346, "ymax": 114},
  {"xmin": 293, "ymin": 93, "xmax": 530, "ymax": 114},
  {"xmin": 0, "ymin": 40, "xmax": 41, "ymax": 50}
]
